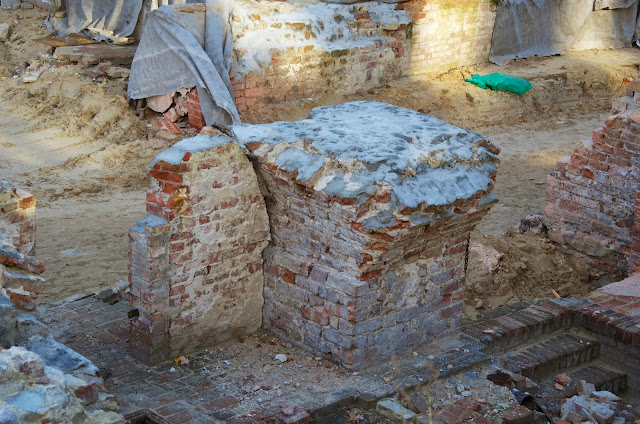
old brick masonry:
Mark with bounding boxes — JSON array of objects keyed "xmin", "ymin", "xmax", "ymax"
[
  {"xmin": 130, "ymin": 102, "xmax": 500, "ymax": 368},
  {"xmin": 545, "ymin": 80, "xmax": 640, "ymax": 281},
  {"xmin": 0, "ymin": 180, "xmax": 44, "ymax": 311}
]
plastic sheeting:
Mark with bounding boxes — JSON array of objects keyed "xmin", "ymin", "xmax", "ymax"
[
  {"xmin": 127, "ymin": 0, "xmax": 240, "ymax": 127},
  {"xmin": 1, "ymin": 0, "xmax": 22, "ymax": 9},
  {"xmin": 490, "ymin": 0, "xmax": 640, "ymax": 66},
  {"xmin": 48, "ymin": 0, "xmax": 143, "ymax": 38},
  {"xmin": 46, "ymin": 0, "xmax": 201, "ymax": 41}
]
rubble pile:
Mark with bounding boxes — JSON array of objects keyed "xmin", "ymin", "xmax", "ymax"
[
  {"xmin": 0, "ymin": 345, "xmax": 125, "ymax": 423},
  {"xmin": 149, "ymin": 87, "xmax": 204, "ymax": 135},
  {"xmin": 559, "ymin": 382, "xmax": 636, "ymax": 424}
]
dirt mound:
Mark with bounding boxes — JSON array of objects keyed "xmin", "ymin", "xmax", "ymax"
[
  {"xmin": 2, "ymin": 65, "xmax": 144, "ymax": 146},
  {"xmin": 464, "ymin": 230, "xmax": 595, "ymax": 321}
]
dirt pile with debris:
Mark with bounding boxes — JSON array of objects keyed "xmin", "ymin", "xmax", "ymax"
[{"xmin": 465, "ymin": 230, "xmax": 594, "ymax": 321}]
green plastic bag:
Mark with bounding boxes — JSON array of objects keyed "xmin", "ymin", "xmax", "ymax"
[{"xmin": 465, "ymin": 73, "xmax": 532, "ymax": 96}]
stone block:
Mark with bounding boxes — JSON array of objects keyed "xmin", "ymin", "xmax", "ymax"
[{"xmin": 376, "ymin": 400, "xmax": 416, "ymax": 423}]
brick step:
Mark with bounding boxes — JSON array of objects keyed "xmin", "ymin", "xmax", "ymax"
[
  {"xmin": 503, "ymin": 332, "xmax": 600, "ymax": 381},
  {"xmin": 462, "ymin": 300, "xmax": 574, "ymax": 352},
  {"xmin": 556, "ymin": 363, "xmax": 628, "ymax": 396},
  {"xmin": 535, "ymin": 362, "xmax": 628, "ymax": 419}
]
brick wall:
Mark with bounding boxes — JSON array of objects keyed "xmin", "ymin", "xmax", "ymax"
[
  {"xmin": 230, "ymin": 0, "xmax": 496, "ymax": 111},
  {"xmin": 0, "ymin": 179, "xmax": 36, "ymax": 256},
  {"xmin": 399, "ymin": 0, "xmax": 497, "ymax": 74},
  {"xmin": 545, "ymin": 80, "xmax": 640, "ymax": 282},
  {"xmin": 129, "ymin": 136, "xmax": 270, "ymax": 364},
  {"xmin": 0, "ymin": 180, "xmax": 44, "ymax": 311}
]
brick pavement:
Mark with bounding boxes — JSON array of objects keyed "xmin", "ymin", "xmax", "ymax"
[{"xmin": 36, "ymin": 282, "xmax": 640, "ymax": 423}]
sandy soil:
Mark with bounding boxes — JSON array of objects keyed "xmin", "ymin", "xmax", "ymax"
[{"xmin": 0, "ymin": 7, "xmax": 639, "ymax": 314}]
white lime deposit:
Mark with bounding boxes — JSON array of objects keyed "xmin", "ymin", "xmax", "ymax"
[
  {"xmin": 232, "ymin": 0, "xmax": 410, "ymax": 73},
  {"xmin": 232, "ymin": 101, "xmax": 500, "ymax": 209}
]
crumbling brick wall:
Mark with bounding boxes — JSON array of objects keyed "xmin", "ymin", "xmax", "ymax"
[
  {"xmin": 230, "ymin": 0, "xmax": 496, "ymax": 111},
  {"xmin": 0, "ymin": 180, "xmax": 44, "ymax": 311},
  {"xmin": 545, "ymin": 80, "xmax": 640, "ymax": 281},
  {"xmin": 0, "ymin": 179, "xmax": 36, "ymax": 256},
  {"xmin": 129, "ymin": 135, "xmax": 270, "ymax": 364}
]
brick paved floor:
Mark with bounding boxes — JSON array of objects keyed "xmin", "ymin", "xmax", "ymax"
[
  {"xmin": 35, "ymin": 279, "xmax": 640, "ymax": 423},
  {"xmin": 36, "ymin": 294, "xmax": 408, "ymax": 423}
]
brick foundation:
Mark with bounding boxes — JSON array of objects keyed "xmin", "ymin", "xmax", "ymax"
[
  {"xmin": 131, "ymin": 102, "xmax": 499, "ymax": 368},
  {"xmin": 545, "ymin": 80, "xmax": 640, "ymax": 282},
  {"xmin": 255, "ymin": 162, "xmax": 495, "ymax": 368},
  {"xmin": 128, "ymin": 136, "xmax": 270, "ymax": 364}
]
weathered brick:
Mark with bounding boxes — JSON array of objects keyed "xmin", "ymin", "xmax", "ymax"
[{"xmin": 129, "ymin": 140, "xmax": 270, "ymax": 365}]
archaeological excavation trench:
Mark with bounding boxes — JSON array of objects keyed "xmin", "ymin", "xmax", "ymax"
[{"xmin": 1, "ymin": 0, "xmax": 640, "ymax": 423}]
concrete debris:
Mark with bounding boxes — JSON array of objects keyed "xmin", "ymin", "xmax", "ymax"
[
  {"xmin": 154, "ymin": 130, "xmax": 181, "ymax": 142},
  {"xmin": 561, "ymin": 391, "xmax": 627, "ymax": 424},
  {"xmin": 555, "ymin": 373, "xmax": 572, "ymax": 385},
  {"xmin": 470, "ymin": 243, "xmax": 503, "ymax": 273},
  {"xmin": 518, "ymin": 214, "xmax": 547, "ymax": 234},
  {"xmin": 0, "ymin": 346, "xmax": 125, "ymax": 423},
  {"xmin": 146, "ymin": 93, "xmax": 174, "ymax": 113},
  {"xmin": 577, "ymin": 380, "xmax": 596, "ymax": 397},
  {"xmin": 377, "ymin": 400, "xmax": 416, "ymax": 423},
  {"xmin": 104, "ymin": 66, "xmax": 130, "ymax": 79}
]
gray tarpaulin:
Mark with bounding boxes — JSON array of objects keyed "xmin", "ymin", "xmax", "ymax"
[
  {"xmin": 1, "ymin": 0, "xmax": 23, "ymax": 9},
  {"xmin": 49, "ymin": 0, "xmax": 143, "ymax": 38},
  {"xmin": 46, "ymin": 0, "xmax": 200, "ymax": 40},
  {"xmin": 490, "ymin": 0, "xmax": 640, "ymax": 66},
  {"xmin": 127, "ymin": 0, "xmax": 240, "ymax": 127}
]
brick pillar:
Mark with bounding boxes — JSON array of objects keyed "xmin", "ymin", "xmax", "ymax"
[
  {"xmin": 232, "ymin": 101, "xmax": 500, "ymax": 369},
  {"xmin": 128, "ymin": 216, "xmax": 171, "ymax": 364},
  {"xmin": 129, "ymin": 135, "xmax": 270, "ymax": 365}
]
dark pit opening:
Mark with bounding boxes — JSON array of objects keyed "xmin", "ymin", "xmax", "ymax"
[{"xmin": 124, "ymin": 410, "xmax": 168, "ymax": 424}]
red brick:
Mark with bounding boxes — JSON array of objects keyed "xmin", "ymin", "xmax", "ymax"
[{"xmin": 149, "ymin": 170, "xmax": 184, "ymax": 184}]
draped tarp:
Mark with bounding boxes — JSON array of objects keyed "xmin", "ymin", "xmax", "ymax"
[
  {"xmin": 45, "ymin": 0, "xmax": 201, "ymax": 41},
  {"xmin": 127, "ymin": 0, "xmax": 240, "ymax": 127},
  {"xmin": 48, "ymin": 0, "xmax": 144, "ymax": 38},
  {"xmin": 490, "ymin": 0, "xmax": 640, "ymax": 66},
  {"xmin": 1, "ymin": 0, "xmax": 22, "ymax": 9}
]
